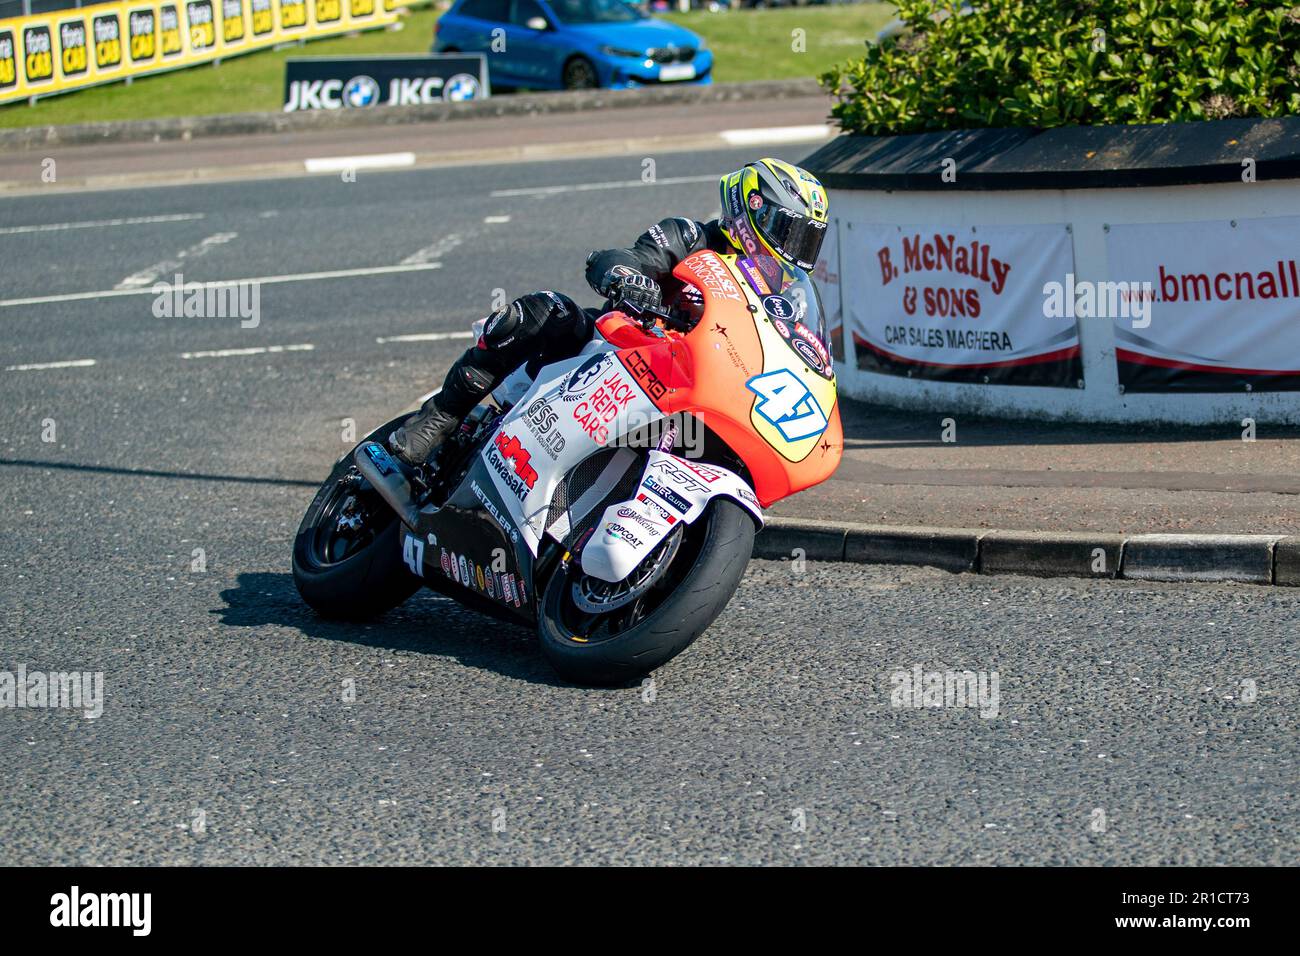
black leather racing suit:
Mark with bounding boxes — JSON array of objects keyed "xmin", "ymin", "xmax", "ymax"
[{"xmin": 392, "ymin": 217, "xmax": 734, "ymax": 464}]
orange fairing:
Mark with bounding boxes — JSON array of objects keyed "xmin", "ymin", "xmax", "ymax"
[{"xmin": 598, "ymin": 251, "xmax": 843, "ymax": 507}]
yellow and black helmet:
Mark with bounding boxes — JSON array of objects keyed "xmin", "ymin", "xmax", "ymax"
[{"xmin": 719, "ymin": 158, "xmax": 830, "ymax": 273}]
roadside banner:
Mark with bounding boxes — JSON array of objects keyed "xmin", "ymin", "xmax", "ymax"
[
  {"xmin": 283, "ymin": 53, "xmax": 488, "ymax": 111},
  {"xmin": 0, "ymin": 0, "xmax": 401, "ymax": 105},
  {"xmin": 844, "ymin": 222, "xmax": 1081, "ymax": 388},
  {"xmin": 1107, "ymin": 215, "xmax": 1300, "ymax": 392}
]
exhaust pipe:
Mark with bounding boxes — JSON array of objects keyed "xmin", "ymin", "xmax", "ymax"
[{"xmin": 354, "ymin": 442, "xmax": 421, "ymax": 530}]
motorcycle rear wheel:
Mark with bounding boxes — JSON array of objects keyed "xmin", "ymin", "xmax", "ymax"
[
  {"xmin": 293, "ymin": 427, "xmax": 421, "ymax": 620},
  {"xmin": 538, "ymin": 499, "xmax": 755, "ymax": 685}
]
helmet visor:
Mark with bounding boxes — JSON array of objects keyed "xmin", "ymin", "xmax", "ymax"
[{"xmin": 752, "ymin": 204, "xmax": 827, "ymax": 271}]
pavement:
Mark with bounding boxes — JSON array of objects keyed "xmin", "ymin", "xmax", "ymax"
[
  {"xmin": 0, "ymin": 139, "xmax": 1296, "ymax": 864},
  {"xmin": 0, "ymin": 90, "xmax": 833, "ymax": 194}
]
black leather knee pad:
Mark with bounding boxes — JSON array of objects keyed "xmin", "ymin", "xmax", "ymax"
[{"xmin": 481, "ymin": 292, "xmax": 590, "ymax": 370}]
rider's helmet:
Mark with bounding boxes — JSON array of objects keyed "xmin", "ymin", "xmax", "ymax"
[{"xmin": 719, "ymin": 158, "xmax": 829, "ymax": 287}]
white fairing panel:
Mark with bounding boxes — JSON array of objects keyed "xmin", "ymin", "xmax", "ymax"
[
  {"xmin": 480, "ymin": 339, "xmax": 664, "ymax": 554},
  {"xmin": 580, "ymin": 451, "xmax": 764, "ymax": 583}
]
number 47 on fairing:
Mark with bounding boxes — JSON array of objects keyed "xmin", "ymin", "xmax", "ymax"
[{"xmin": 746, "ymin": 369, "xmax": 829, "ymax": 441}]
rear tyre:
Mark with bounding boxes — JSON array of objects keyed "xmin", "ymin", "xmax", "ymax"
[
  {"xmin": 538, "ymin": 499, "xmax": 754, "ymax": 685},
  {"xmin": 292, "ymin": 422, "xmax": 422, "ymax": 620}
]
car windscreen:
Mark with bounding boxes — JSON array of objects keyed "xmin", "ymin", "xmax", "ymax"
[{"xmin": 547, "ymin": 0, "xmax": 642, "ymax": 24}]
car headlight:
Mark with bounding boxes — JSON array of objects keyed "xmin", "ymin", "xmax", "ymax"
[{"xmin": 600, "ymin": 45, "xmax": 644, "ymax": 59}]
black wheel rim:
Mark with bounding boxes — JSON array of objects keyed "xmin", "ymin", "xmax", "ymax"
[{"xmin": 305, "ymin": 470, "xmax": 392, "ymax": 570}]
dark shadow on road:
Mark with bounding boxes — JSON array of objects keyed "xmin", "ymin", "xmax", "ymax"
[
  {"xmin": 0, "ymin": 457, "xmax": 320, "ymax": 487},
  {"xmin": 214, "ymin": 570, "xmax": 574, "ymax": 688}
]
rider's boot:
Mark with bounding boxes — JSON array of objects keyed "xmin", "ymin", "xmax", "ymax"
[{"xmin": 388, "ymin": 349, "xmax": 500, "ymax": 466}]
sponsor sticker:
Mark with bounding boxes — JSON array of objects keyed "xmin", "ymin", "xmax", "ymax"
[
  {"xmin": 572, "ymin": 370, "xmax": 638, "ymax": 445},
  {"xmin": 642, "ymin": 476, "xmax": 691, "ymax": 514},
  {"xmin": 486, "ymin": 431, "xmax": 536, "ymax": 501},
  {"xmin": 604, "ymin": 523, "xmax": 644, "ymax": 549},
  {"xmin": 762, "ymin": 294, "xmax": 796, "ymax": 321},
  {"xmin": 562, "ymin": 353, "xmax": 613, "ymax": 403},
  {"xmin": 623, "ymin": 350, "xmax": 668, "ymax": 402},
  {"xmin": 615, "ymin": 506, "xmax": 666, "ymax": 537},
  {"xmin": 522, "ymin": 397, "xmax": 566, "ymax": 459},
  {"xmin": 636, "ymin": 492, "xmax": 677, "ymax": 524}
]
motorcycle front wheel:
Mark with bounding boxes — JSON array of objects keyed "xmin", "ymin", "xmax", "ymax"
[{"xmin": 537, "ymin": 499, "xmax": 755, "ymax": 685}]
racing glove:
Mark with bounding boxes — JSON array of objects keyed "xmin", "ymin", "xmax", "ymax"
[{"xmin": 601, "ymin": 268, "xmax": 662, "ymax": 314}]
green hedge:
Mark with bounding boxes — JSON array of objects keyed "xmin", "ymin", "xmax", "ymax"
[{"xmin": 822, "ymin": 0, "xmax": 1300, "ymax": 135}]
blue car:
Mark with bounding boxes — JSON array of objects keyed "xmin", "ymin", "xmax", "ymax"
[{"xmin": 433, "ymin": 0, "xmax": 713, "ymax": 91}]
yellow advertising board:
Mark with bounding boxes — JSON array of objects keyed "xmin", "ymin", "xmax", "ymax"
[{"xmin": 0, "ymin": 0, "xmax": 402, "ymax": 104}]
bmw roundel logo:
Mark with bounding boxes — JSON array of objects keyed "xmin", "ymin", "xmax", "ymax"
[
  {"xmin": 343, "ymin": 75, "xmax": 379, "ymax": 108},
  {"xmin": 443, "ymin": 73, "xmax": 480, "ymax": 102}
]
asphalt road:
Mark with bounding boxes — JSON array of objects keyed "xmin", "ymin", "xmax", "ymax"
[{"xmin": 1, "ymin": 149, "xmax": 1297, "ymax": 864}]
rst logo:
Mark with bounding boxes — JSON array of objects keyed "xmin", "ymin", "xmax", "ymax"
[
  {"xmin": 158, "ymin": 5, "xmax": 182, "ymax": 57},
  {"xmin": 127, "ymin": 9, "xmax": 155, "ymax": 62},
  {"xmin": 221, "ymin": 0, "xmax": 245, "ymax": 43},
  {"xmin": 624, "ymin": 350, "xmax": 668, "ymax": 402},
  {"xmin": 58, "ymin": 21, "xmax": 88, "ymax": 76},
  {"xmin": 92, "ymin": 15, "xmax": 122, "ymax": 69},
  {"xmin": 186, "ymin": 1, "xmax": 215, "ymax": 50},
  {"xmin": 21, "ymin": 25, "xmax": 54, "ymax": 84},
  {"xmin": 0, "ymin": 32, "xmax": 17, "ymax": 90}
]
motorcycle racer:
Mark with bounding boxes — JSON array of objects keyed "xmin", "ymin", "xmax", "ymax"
[{"xmin": 388, "ymin": 157, "xmax": 830, "ymax": 466}]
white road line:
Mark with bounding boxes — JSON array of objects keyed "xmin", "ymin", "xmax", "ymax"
[
  {"xmin": 0, "ymin": 213, "xmax": 205, "ymax": 236},
  {"xmin": 180, "ymin": 344, "xmax": 314, "ymax": 360},
  {"xmin": 303, "ymin": 152, "xmax": 416, "ymax": 173},
  {"xmin": 400, "ymin": 234, "xmax": 461, "ymax": 266},
  {"xmin": 490, "ymin": 174, "xmax": 716, "ymax": 198},
  {"xmin": 483, "ymin": 215, "xmax": 511, "ymax": 224},
  {"xmin": 5, "ymin": 358, "xmax": 96, "ymax": 371},
  {"xmin": 115, "ymin": 231, "xmax": 238, "ymax": 289},
  {"xmin": 375, "ymin": 331, "xmax": 475, "ymax": 344},
  {"xmin": 0, "ymin": 262, "xmax": 443, "ymax": 309},
  {"xmin": 719, "ymin": 124, "xmax": 832, "ymax": 146}
]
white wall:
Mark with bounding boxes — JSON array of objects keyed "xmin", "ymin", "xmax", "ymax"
[{"xmin": 829, "ymin": 179, "xmax": 1300, "ymax": 424}]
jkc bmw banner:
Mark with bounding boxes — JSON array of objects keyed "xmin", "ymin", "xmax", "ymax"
[
  {"xmin": 0, "ymin": 0, "xmax": 400, "ymax": 105},
  {"xmin": 1107, "ymin": 216, "xmax": 1300, "ymax": 392},
  {"xmin": 844, "ymin": 223, "xmax": 1081, "ymax": 388}
]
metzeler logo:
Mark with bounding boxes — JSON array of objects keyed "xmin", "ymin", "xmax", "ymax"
[{"xmin": 50, "ymin": 886, "xmax": 151, "ymax": 936}]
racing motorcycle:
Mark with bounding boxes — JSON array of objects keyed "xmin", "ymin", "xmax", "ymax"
[{"xmin": 292, "ymin": 250, "xmax": 843, "ymax": 684}]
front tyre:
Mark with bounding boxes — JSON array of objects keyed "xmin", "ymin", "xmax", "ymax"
[
  {"xmin": 292, "ymin": 426, "xmax": 421, "ymax": 620},
  {"xmin": 562, "ymin": 56, "xmax": 599, "ymax": 90},
  {"xmin": 538, "ymin": 499, "xmax": 755, "ymax": 685}
]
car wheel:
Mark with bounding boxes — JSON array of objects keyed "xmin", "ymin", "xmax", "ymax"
[{"xmin": 562, "ymin": 56, "xmax": 599, "ymax": 91}]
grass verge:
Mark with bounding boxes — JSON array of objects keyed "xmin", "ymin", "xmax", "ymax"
[{"xmin": 0, "ymin": 4, "xmax": 891, "ymax": 129}]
